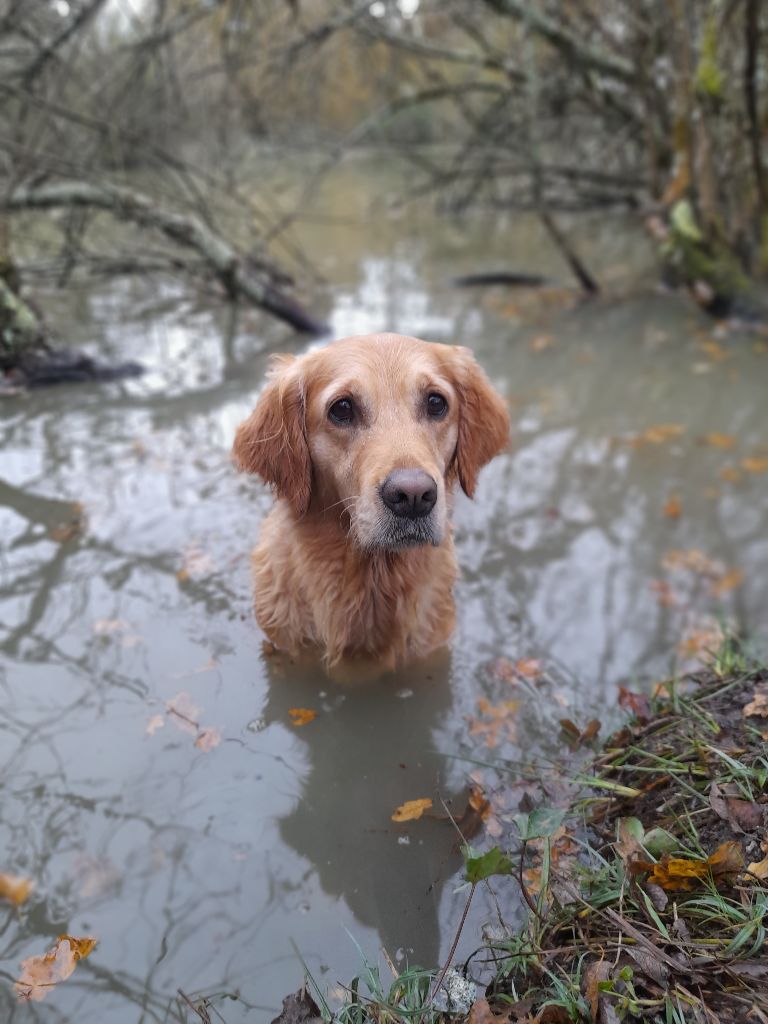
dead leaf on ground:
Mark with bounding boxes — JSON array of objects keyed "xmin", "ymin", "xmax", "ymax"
[
  {"xmin": 288, "ymin": 707, "xmax": 317, "ymax": 727},
  {"xmin": 746, "ymin": 854, "xmax": 768, "ymax": 881},
  {"xmin": 649, "ymin": 579, "xmax": 678, "ymax": 608},
  {"xmin": 709, "ymin": 781, "xmax": 765, "ymax": 833},
  {"xmin": 0, "ymin": 873, "xmax": 33, "ymax": 906},
  {"xmin": 634, "ymin": 841, "xmax": 744, "ymax": 891},
  {"xmin": 269, "ymin": 985, "xmax": 322, "ymax": 1024},
  {"xmin": 663, "ymin": 494, "xmax": 682, "ymax": 519},
  {"xmin": 559, "ymin": 718, "xmax": 600, "ymax": 748},
  {"xmin": 16, "ymin": 935, "xmax": 97, "ymax": 1002},
  {"xmin": 618, "ymin": 687, "xmax": 651, "ymax": 723},
  {"xmin": 391, "ymin": 798, "xmax": 432, "ymax": 822},
  {"xmin": 582, "ymin": 959, "xmax": 611, "ymax": 1021},
  {"xmin": 468, "ymin": 998, "xmax": 509, "ymax": 1024},
  {"xmin": 742, "ymin": 688, "xmax": 768, "ymax": 718}
]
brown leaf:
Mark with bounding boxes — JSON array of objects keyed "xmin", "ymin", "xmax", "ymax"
[
  {"xmin": 710, "ymin": 781, "xmax": 764, "ymax": 833},
  {"xmin": 743, "ymin": 688, "xmax": 768, "ymax": 718},
  {"xmin": 16, "ymin": 935, "xmax": 96, "ymax": 1002},
  {"xmin": 663, "ymin": 495, "xmax": 682, "ymax": 519},
  {"xmin": 637, "ymin": 841, "xmax": 743, "ymax": 891},
  {"xmin": 582, "ymin": 959, "xmax": 610, "ymax": 1019},
  {"xmin": 628, "ymin": 423, "xmax": 685, "ymax": 447},
  {"xmin": 288, "ymin": 708, "xmax": 317, "ymax": 727},
  {"xmin": 270, "ymin": 985, "xmax": 322, "ymax": 1024},
  {"xmin": 166, "ymin": 691, "xmax": 201, "ymax": 734},
  {"xmin": 469, "ymin": 998, "xmax": 506, "ymax": 1024},
  {"xmin": 746, "ymin": 854, "xmax": 768, "ymax": 881},
  {"xmin": 452, "ymin": 784, "xmax": 492, "ymax": 841},
  {"xmin": 741, "ymin": 456, "xmax": 768, "ymax": 474},
  {"xmin": 0, "ymin": 873, "xmax": 33, "ymax": 906},
  {"xmin": 391, "ymin": 798, "xmax": 432, "ymax": 823},
  {"xmin": 719, "ymin": 465, "xmax": 742, "ymax": 483},
  {"xmin": 618, "ymin": 687, "xmax": 651, "ymax": 722}
]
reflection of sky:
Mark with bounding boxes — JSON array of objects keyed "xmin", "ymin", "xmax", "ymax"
[{"xmin": 1, "ymin": 181, "xmax": 767, "ymax": 1021}]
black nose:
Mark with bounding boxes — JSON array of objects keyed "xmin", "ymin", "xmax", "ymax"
[{"xmin": 380, "ymin": 469, "xmax": 438, "ymax": 519}]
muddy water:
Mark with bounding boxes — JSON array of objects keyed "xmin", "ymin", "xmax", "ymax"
[{"xmin": 1, "ymin": 157, "xmax": 767, "ymax": 1021}]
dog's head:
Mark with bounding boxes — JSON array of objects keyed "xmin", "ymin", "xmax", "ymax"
[{"xmin": 233, "ymin": 333, "xmax": 509, "ymax": 551}]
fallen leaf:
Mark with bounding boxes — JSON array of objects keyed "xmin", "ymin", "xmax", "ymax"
[
  {"xmin": 662, "ymin": 548, "xmax": 721, "ymax": 576},
  {"xmin": 0, "ymin": 873, "xmax": 33, "ymax": 906},
  {"xmin": 530, "ymin": 334, "xmax": 554, "ymax": 352},
  {"xmin": 166, "ymin": 692, "xmax": 201, "ymax": 735},
  {"xmin": 468, "ymin": 998, "xmax": 503, "ymax": 1024},
  {"xmin": 618, "ymin": 687, "xmax": 651, "ymax": 722},
  {"xmin": 663, "ymin": 494, "xmax": 682, "ymax": 519},
  {"xmin": 741, "ymin": 456, "xmax": 768, "ymax": 474},
  {"xmin": 628, "ymin": 423, "xmax": 685, "ymax": 447},
  {"xmin": 649, "ymin": 579, "xmax": 678, "ymax": 608},
  {"xmin": 703, "ymin": 432, "xmax": 736, "ymax": 449},
  {"xmin": 392, "ymin": 798, "xmax": 432, "ymax": 822},
  {"xmin": 194, "ymin": 727, "xmax": 221, "ymax": 752},
  {"xmin": 746, "ymin": 855, "xmax": 768, "ymax": 881},
  {"xmin": 487, "ymin": 657, "xmax": 543, "ymax": 684},
  {"xmin": 16, "ymin": 935, "xmax": 96, "ymax": 1002},
  {"xmin": 145, "ymin": 714, "xmax": 165, "ymax": 736},
  {"xmin": 582, "ymin": 959, "xmax": 611, "ymax": 1020},
  {"xmin": 719, "ymin": 466, "xmax": 742, "ymax": 483},
  {"xmin": 451, "ymin": 784, "xmax": 492, "ymax": 840},
  {"xmin": 635, "ymin": 841, "xmax": 743, "ymax": 891},
  {"xmin": 700, "ymin": 339, "xmax": 728, "ymax": 361},
  {"xmin": 742, "ymin": 688, "xmax": 768, "ymax": 718},
  {"xmin": 468, "ymin": 698, "xmax": 519, "ymax": 748},
  {"xmin": 270, "ymin": 985, "xmax": 322, "ymax": 1024},
  {"xmin": 709, "ymin": 568, "xmax": 744, "ymax": 597},
  {"xmin": 288, "ymin": 707, "xmax": 317, "ymax": 727},
  {"xmin": 177, "ymin": 545, "xmax": 216, "ymax": 582}
]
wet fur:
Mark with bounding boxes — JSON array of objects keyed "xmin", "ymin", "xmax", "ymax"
[{"xmin": 233, "ymin": 332, "xmax": 509, "ymax": 668}]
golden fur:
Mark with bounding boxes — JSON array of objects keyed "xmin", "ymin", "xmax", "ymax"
[{"xmin": 233, "ymin": 332, "xmax": 509, "ymax": 668}]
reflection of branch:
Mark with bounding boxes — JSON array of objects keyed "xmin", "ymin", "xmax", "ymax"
[
  {"xmin": 483, "ymin": 0, "xmax": 635, "ymax": 84},
  {"xmin": 3, "ymin": 182, "xmax": 327, "ymax": 334}
]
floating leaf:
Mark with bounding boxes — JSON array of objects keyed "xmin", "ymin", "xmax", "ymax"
[
  {"xmin": 0, "ymin": 873, "xmax": 33, "ymax": 906},
  {"xmin": 288, "ymin": 707, "xmax": 317, "ymax": 728},
  {"xmin": 628, "ymin": 423, "xmax": 685, "ymax": 447},
  {"xmin": 145, "ymin": 714, "xmax": 165, "ymax": 736},
  {"xmin": 703, "ymin": 432, "xmax": 736, "ymax": 449},
  {"xmin": 392, "ymin": 798, "xmax": 432, "ymax": 822},
  {"xmin": 710, "ymin": 568, "xmax": 744, "ymax": 597},
  {"xmin": 16, "ymin": 935, "xmax": 97, "ymax": 1002},
  {"xmin": 663, "ymin": 494, "xmax": 682, "ymax": 519},
  {"xmin": 741, "ymin": 456, "xmax": 768, "ymax": 474},
  {"xmin": 194, "ymin": 727, "xmax": 221, "ymax": 752},
  {"xmin": 166, "ymin": 691, "xmax": 201, "ymax": 735},
  {"xmin": 462, "ymin": 845, "xmax": 514, "ymax": 883}
]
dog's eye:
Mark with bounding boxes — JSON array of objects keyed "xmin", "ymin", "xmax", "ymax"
[
  {"xmin": 426, "ymin": 393, "xmax": 448, "ymax": 418},
  {"xmin": 329, "ymin": 398, "xmax": 355, "ymax": 425}
]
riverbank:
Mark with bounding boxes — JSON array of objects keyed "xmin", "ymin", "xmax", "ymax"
[{"xmin": 285, "ymin": 649, "xmax": 768, "ymax": 1024}]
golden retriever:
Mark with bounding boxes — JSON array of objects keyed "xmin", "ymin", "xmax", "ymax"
[{"xmin": 233, "ymin": 332, "xmax": 509, "ymax": 668}]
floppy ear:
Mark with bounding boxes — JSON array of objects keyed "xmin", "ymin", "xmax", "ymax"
[
  {"xmin": 450, "ymin": 347, "xmax": 510, "ymax": 498},
  {"xmin": 232, "ymin": 354, "xmax": 311, "ymax": 516}
]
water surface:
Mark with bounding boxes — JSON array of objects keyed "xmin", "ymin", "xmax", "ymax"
[{"xmin": 2, "ymin": 157, "xmax": 767, "ymax": 1021}]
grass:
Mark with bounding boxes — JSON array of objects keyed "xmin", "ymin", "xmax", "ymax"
[{"xmin": 294, "ymin": 650, "xmax": 768, "ymax": 1024}]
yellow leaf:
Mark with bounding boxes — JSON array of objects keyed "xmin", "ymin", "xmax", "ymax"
[
  {"xmin": 628, "ymin": 423, "xmax": 685, "ymax": 447},
  {"xmin": 0, "ymin": 873, "xmax": 33, "ymax": 906},
  {"xmin": 741, "ymin": 457, "xmax": 768, "ymax": 474},
  {"xmin": 639, "ymin": 841, "xmax": 743, "ymax": 891},
  {"xmin": 16, "ymin": 936, "xmax": 97, "ymax": 1002},
  {"xmin": 392, "ymin": 798, "xmax": 433, "ymax": 822},
  {"xmin": 719, "ymin": 466, "xmax": 742, "ymax": 483},
  {"xmin": 703, "ymin": 432, "xmax": 736, "ymax": 449},
  {"xmin": 288, "ymin": 707, "xmax": 317, "ymax": 727}
]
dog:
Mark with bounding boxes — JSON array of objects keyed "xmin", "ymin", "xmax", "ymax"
[{"xmin": 233, "ymin": 332, "xmax": 509, "ymax": 668}]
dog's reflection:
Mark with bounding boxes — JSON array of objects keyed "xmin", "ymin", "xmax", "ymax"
[{"xmin": 263, "ymin": 649, "xmax": 460, "ymax": 969}]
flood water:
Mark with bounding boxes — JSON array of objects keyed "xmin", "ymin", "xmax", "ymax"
[{"xmin": 2, "ymin": 156, "xmax": 767, "ymax": 1021}]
